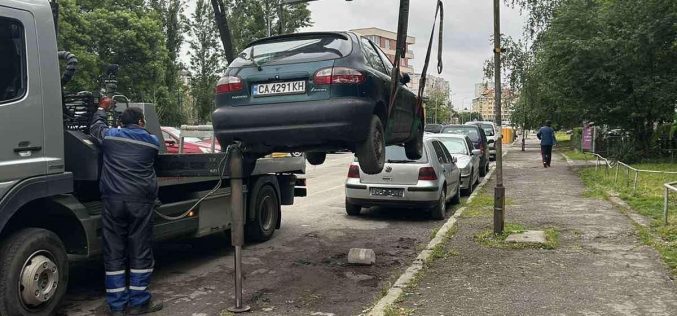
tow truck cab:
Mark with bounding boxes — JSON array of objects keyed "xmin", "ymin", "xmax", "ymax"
[{"xmin": 0, "ymin": 1, "xmax": 306, "ymax": 315}]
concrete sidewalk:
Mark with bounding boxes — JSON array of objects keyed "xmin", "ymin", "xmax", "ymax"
[{"xmin": 395, "ymin": 139, "xmax": 677, "ymax": 315}]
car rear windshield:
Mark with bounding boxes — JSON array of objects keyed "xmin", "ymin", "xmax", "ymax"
[
  {"xmin": 480, "ymin": 123, "xmax": 495, "ymax": 136},
  {"xmin": 438, "ymin": 138, "xmax": 468, "ymax": 155},
  {"xmin": 442, "ymin": 126, "xmax": 480, "ymax": 142},
  {"xmin": 385, "ymin": 145, "xmax": 428, "ymax": 163},
  {"xmin": 229, "ymin": 34, "xmax": 352, "ymax": 68}
]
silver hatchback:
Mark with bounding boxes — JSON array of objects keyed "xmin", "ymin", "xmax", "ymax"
[{"xmin": 345, "ymin": 138, "xmax": 461, "ymax": 220}]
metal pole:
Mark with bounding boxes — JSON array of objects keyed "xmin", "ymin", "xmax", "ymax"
[
  {"xmin": 633, "ymin": 170, "xmax": 638, "ymax": 195},
  {"xmin": 228, "ymin": 144, "xmax": 251, "ymax": 313},
  {"xmin": 664, "ymin": 187, "xmax": 669, "ymax": 225},
  {"xmin": 614, "ymin": 163, "xmax": 619, "ymax": 183},
  {"xmin": 492, "ymin": 0, "xmax": 505, "ymax": 234}
]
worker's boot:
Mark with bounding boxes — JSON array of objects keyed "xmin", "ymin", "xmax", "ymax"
[{"xmin": 128, "ymin": 300, "xmax": 163, "ymax": 315}]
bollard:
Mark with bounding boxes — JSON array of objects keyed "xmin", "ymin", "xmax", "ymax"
[
  {"xmin": 633, "ymin": 171, "xmax": 638, "ymax": 195},
  {"xmin": 228, "ymin": 144, "xmax": 251, "ymax": 313},
  {"xmin": 665, "ymin": 187, "xmax": 670, "ymax": 225}
]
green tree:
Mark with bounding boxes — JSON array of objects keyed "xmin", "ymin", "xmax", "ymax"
[
  {"xmin": 425, "ymin": 88, "xmax": 451, "ymax": 124},
  {"xmin": 189, "ymin": 0, "xmax": 225, "ymax": 123},
  {"xmin": 224, "ymin": 0, "xmax": 312, "ymax": 53}
]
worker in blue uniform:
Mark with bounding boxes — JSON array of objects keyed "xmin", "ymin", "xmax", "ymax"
[{"xmin": 90, "ymin": 102, "xmax": 163, "ymax": 316}]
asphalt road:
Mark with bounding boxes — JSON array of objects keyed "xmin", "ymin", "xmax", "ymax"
[{"xmin": 59, "ymin": 153, "xmax": 474, "ymax": 316}]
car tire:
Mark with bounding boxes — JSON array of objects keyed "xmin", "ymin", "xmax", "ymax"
[
  {"xmin": 245, "ymin": 185, "xmax": 280, "ymax": 242},
  {"xmin": 345, "ymin": 199, "xmax": 362, "ymax": 216},
  {"xmin": 356, "ymin": 116, "xmax": 385, "ymax": 175},
  {"xmin": 306, "ymin": 152, "xmax": 327, "ymax": 165},
  {"xmin": 479, "ymin": 160, "xmax": 487, "ymax": 177},
  {"xmin": 430, "ymin": 188, "xmax": 446, "ymax": 220},
  {"xmin": 405, "ymin": 124, "xmax": 423, "ymax": 160},
  {"xmin": 450, "ymin": 180, "xmax": 461, "ymax": 205},
  {"xmin": 0, "ymin": 228, "xmax": 69, "ymax": 316},
  {"xmin": 462, "ymin": 169, "xmax": 475, "ymax": 196}
]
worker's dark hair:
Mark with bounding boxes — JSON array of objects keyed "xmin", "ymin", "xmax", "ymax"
[
  {"xmin": 545, "ymin": 120, "xmax": 552, "ymax": 127},
  {"xmin": 120, "ymin": 107, "xmax": 144, "ymax": 126}
]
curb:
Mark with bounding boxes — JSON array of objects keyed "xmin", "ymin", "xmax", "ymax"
[{"xmin": 367, "ymin": 149, "xmax": 508, "ymax": 316}]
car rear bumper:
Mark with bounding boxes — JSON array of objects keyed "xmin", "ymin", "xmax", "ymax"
[
  {"xmin": 212, "ymin": 98, "xmax": 374, "ymax": 153},
  {"xmin": 345, "ymin": 182, "xmax": 440, "ymax": 208}
]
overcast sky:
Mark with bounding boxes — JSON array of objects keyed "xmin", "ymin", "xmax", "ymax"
[{"xmin": 300, "ymin": 0, "xmax": 526, "ymax": 110}]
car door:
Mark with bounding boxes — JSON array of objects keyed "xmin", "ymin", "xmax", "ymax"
[
  {"xmin": 372, "ymin": 43, "xmax": 416, "ymax": 139},
  {"xmin": 359, "ymin": 38, "xmax": 400, "ymax": 138},
  {"xmin": 431, "ymin": 141, "xmax": 453, "ymax": 196},
  {"xmin": 0, "ymin": 10, "xmax": 46, "ymax": 184},
  {"xmin": 467, "ymin": 137, "xmax": 479, "ymax": 180},
  {"xmin": 439, "ymin": 141, "xmax": 460, "ymax": 192}
]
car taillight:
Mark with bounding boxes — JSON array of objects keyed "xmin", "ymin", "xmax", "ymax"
[
  {"xmin": 418, "ymin": 167, "xmax": 438, "ymax": 181},
  {"xmin": 347, "ymin": 165, "xmax": 360, "ymax": 178},
  {"xmin": 313, "ymin": 67, "xmax": 365, "ymax": 85},
  {"xmin": 215, "ymin": 76, "xmax": 243, "ymax": 94}
]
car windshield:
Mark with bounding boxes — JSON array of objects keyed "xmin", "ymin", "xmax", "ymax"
[
  {"xmin": 385, "ymin": 145, "xmax": 428, "ymax": 163},
  {"xmin": 229, "ymin": 34, "xmax": 352, "ymax": 68},
  {"xmin": 438, "ymin": 138, "xmax": 468, "ymax": 155},
  {"xmin": 441, "ymin": 126, "xmax": 480, "ymax": 142},
  {"xmin": 164, "ymin": 127, "xmax": 204, "ymax": 143},
  {"xmin": 480, "ymin": 123, "xmax": 495, "ymax": 136}
]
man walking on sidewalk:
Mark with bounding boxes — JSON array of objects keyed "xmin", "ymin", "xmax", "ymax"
[
  {"xmin": 91, "ymin": 103, "xmax": 163, "ymax": 315},
  {"xmin": 537, "ymin": 120, "xmax": 557, "ymax": 167}
]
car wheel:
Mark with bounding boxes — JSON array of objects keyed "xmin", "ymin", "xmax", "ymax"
[
  {"xmin": 245, "ymin": 185, "xmax": 280, "ymax": 242},
  {"xmin": 306, "ymin": 152, "xmax": 327, "ymax": 165},
  {"xmin": 345, "ymin": 199, "xmax": 362, "ymax": 216},
  {"xmin": 356, "ymin": 115, "xmax": 385, "ymax": 175},
  {"xmin": 405, "ymin": 124, "xmax": 423, "ymax": 160},
  {"xmin": 479, "ymin": 160, "xmax": 487, "ymax": 177},
  {"xmin": 430, "ymin": 188, "xmax": 446, "ymax": 220},
  {"xmin": 462, "ymin": 169, "xmax": 475, "ymax": 196},
  {"xmin": 450, "ymin": 179, "xmax": 461, "ymax": 205},
  {"xmin": 0, "ymin": 228, "xmax": 69, "ymax": 316}
]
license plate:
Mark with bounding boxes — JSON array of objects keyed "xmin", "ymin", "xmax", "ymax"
[
  {"xmin": 252, "ymin": 81, "xmax": 306, "ymax": 97},
  {"xmin": 370, "ymin": 188, "xmax": 404, "ymax": 197}
]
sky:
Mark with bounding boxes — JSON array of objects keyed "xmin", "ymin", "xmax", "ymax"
[{"xmin": 300, "ymin": 0, "xmax": 526, "ymax": 111}]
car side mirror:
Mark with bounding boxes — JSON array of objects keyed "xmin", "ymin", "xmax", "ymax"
[
  {"xmin": 452, "ymin": 156, "xmax": 458, "ymax": 164},
  {"xmin": 400, "ymin": 73, "xmax": 411, "ymax": 85},
  {"xmin": 472, "ymin": 149, "xmax": 481, "ymax": 156}
]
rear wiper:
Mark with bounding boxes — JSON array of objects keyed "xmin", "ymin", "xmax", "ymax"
[
  {"xmin": 387, "ymin": 159, "xmax": 417, "ymax": 163},
  {"xmin": 246, "ymin": 47, "xmax": 262, "ymax": 71}
]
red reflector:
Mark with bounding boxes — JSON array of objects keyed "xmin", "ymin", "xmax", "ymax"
[
  {"xmin": 347, "ymin": 165, "xmax": 360, "ymax": 178},
  {"xmin": 215, "ymin": 76, "xmax": 243, "ymax": 94},
  {"xmin": 313, "ymin": 67, "xmax": 365, "ymax": 85},
  {"xmin": 418, "ymin": 167, "xmax": 438, "ymax": 181}
]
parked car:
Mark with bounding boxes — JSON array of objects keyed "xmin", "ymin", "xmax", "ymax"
[
  {"xmin": 345, "ymin": 138, "xmax": 461, "ymax": 220},
  {"xmin": 425, "ymin": 123, "xmax": 444, "ymax": 133},
  {"xmin": 161, "ymin": 126, "xmax": 211, "ymax": 154},
  {"xmin": 430, "ymin": 134, "xmax": 480, "ymax": 195},
  {"xmin": 441, "ymin": 124, "xmax": 490, "ymax": 176},
  {"xmin": 212, "ymin": 31, "xmax": 424, "ymax": 175},
  {"xmin": 466, "ymin": 121, "xmax": 497, "ymax": 160}
]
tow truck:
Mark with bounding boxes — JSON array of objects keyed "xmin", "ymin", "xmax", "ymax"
[{"xmin": 0, "ymin": 0, "xmax": 306, "ymax": 314}]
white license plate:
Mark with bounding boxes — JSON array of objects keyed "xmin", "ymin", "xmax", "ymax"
[
  {"xmin": 370, "ymin": 188, "xmax": 404, "ymax": 197},
  {"xmin": 252, "ymin": 81, "xmax": 306, "ymax": 97}
]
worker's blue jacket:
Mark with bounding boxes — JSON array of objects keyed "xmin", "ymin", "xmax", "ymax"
[{"xmin": 90, "ymin": 110, "xmax": 160, "ymax": 202}]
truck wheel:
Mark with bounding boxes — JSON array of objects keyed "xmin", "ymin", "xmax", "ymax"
[
  {"xmin": 306, "ymin": 152, "xmax": 326, "ymax": 165},
  {"xmin": 345, "ymin": 199, "xmax": 362, "ymax": 216},
  {"xmin": 405, "ymin": 124, "xmax": 423, "ymax": 160},
  {"xmin": 0, "ymin": 228, "xmax": 68, "ymax": 316},
  {"xmin": 356, "ymin": 115, "xmax": 385, "ymax": 175},
  {"xmin": 246, "ymin": 184, "xmax": 280, "ymax": 242}
]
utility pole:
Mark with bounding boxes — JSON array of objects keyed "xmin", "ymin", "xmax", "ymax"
[{"xmin": 493, "ymin": 0, "xmax": 505, "ymax": 234}]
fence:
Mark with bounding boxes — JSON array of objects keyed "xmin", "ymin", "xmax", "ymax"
[{"xmin": 592, "ymin": 153, "xmax": 677, "ymax": 225}]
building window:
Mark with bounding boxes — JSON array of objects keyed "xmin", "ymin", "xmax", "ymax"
[{"xmin": 384, "ymin": 40, "xmax": 391, "ymax": 50}]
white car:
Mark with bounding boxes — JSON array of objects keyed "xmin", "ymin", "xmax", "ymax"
[
  {"xmin": 345, "ymin": 138, "xmax": 461, "ymax": 220},
  {"xmin": 429, "ymin": 134, "xmax": 481, "ymax": 195}
]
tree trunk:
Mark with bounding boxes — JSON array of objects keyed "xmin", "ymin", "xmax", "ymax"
[{"xmin": 211, "ymin": 0, "xmax": 235, "ymax": 63}]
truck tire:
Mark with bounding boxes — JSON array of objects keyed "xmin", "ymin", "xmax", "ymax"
[
  {"xmin": 306, "ymin": 152, "xmax": 326, "ymax": 165},
  {"xmin": 0, "ymin": 228, "xmax": 68, "ymax": 316},
  {"xmin": 245, "ymin": 184, "xmax": 280, "ymax": 242},
  {"xmin": 356, "ymin": 115, "xmax": 385, "ymax": 175},
  {"xmin": 405, "ymin": 124, "xmax": 423, "ymax": 160}
]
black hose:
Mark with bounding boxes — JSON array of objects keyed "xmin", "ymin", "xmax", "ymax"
[{"xmin": 58, "ymin": 51, "xmax": 78, "ymax": 86}]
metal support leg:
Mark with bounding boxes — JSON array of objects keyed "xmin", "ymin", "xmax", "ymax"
[
  {"xmin": 664, "ymin": 187, "xmax": 669, "ymax": 225},
  {"xmin": 228, "ymin": 144, "xmax": 251, "ymax": 313}
]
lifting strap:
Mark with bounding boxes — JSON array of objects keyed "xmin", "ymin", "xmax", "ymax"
[{"xmin": 416, "ymin": 0, "xmax": 444, "ymax": 110}]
